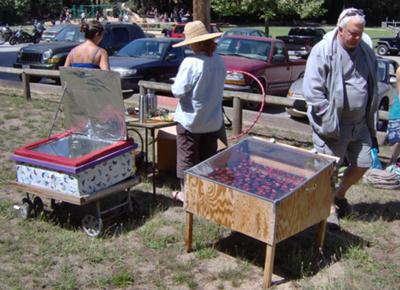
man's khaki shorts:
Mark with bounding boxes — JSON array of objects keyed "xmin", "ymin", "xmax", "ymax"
[{"xmin": 312, "ymin": 121, "xmax": 372, "ymax": 168}]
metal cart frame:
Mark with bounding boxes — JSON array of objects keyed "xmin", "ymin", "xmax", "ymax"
[{"xmin": 10, "ymin": 176, "xmax": 140, "ymax": 237}]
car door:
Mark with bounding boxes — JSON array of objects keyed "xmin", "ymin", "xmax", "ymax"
[
  {"xmin": 109, "ymin": 26, "xmax": 130, "ymax": 54},
  {"xmin": 160, "ymin": 45, "xmax": 185, "ymax": 80},
  {"xmin": 264, "ymin": 41, "xmax": 291, "ymax": 96}
]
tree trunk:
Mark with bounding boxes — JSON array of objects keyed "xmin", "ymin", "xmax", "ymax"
[
  {"xmin": 193, "ymin": 0, "xmax": 210, "ymax": 31},
  {"xmin": 264, "ymin": 14, "xmax": 270, "ymax": 36}
]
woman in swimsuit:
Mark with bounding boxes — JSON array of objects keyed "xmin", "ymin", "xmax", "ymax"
[{"xmin": 64, "ymin": 20, "xmax": 109, "ymax": 70}]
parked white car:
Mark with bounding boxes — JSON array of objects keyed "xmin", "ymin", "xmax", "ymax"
[{"xmin": 286, "ymin": 57, "xmax": 398, "ymax": 131}]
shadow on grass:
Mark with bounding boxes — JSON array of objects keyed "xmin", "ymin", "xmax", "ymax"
[
  {"xmin": 352, "ymin": 201, "xmax": 400, "ymax": 222},
  {"xmin": 213, "ymin": 224, "xmax": 367, "ymax": 283},
  {"xmin": 31, "ymin": 187, "xmax": 178, "ymax": 237}
]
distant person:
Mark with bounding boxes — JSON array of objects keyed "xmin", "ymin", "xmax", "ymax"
[
  {"xmin": 161, "ymin": 27, "xmax": 171, "ymax": 37},
  {"xmin": 64, "ymin": 20, "xmax": 109, "ymax": 70},
  {"xmin": 386, "ymin": 66, "xmax": 400, "ymax": 173},
  {"xmin": 96, "ymin": 10, "xmax": 101, "ymax": 21},
  {"xmin": 303, "ymin": 8, "xmax": 379, "ymax": 229},
  {"xmin": 123, "ymin": 13, "xmax": 129, "ymax": 23},
  {"xmin": 80, "ymin": 11, "xmax": 86, "ymax": 23}
]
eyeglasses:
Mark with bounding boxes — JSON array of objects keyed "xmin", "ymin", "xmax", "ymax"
[
  {"xmin": 338, "ymin": 8, "xmax": 365, "ymax": 26},
  {"xmin": 343, "ymin": 8, "xmax": 365, "ymax": 18}
]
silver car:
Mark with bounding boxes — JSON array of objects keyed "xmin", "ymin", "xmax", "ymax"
[{"xmin": 286, "ymin": 57, "xmax": 398, "ymax": 131}]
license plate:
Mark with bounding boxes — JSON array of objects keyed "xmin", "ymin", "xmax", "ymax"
[{"xmin": 22, "ymin": 65, "xmax": 30, "ymax": 69}]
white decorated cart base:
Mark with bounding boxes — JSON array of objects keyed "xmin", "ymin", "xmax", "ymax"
[{"xmin": 16, "ymin": 151, "xmax": 135, "ymax": 196}]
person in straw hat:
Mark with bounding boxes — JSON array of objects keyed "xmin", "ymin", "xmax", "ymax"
[{"xmin": 170, "ymin": 20, "xmax": 227, "ymax": 203}]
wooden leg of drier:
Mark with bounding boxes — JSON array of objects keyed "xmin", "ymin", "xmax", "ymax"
[
  {"xmin": 263, "ymin": 243, "xmax": 276, "ymax": 289},
  {"xmin": 151, "ymin": 128, "xmax": 156, "ymax": 198},
  {"xmin": 185, "ymin": 211, "xmax": 193, "ymax": 252},
  {"xmin": 315, "ymin": 219, "xmax": 327, "ymax": 253}
]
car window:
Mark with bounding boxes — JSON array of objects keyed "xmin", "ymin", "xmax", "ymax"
[
  {"xmin": 273, "ymin": 42, "xmax": 285, "ymax": 57},
  {"xmin": 388, "ymin": 62, "xmax": 397, "ymax": 76},
  {"xmin": 111, "ymin": 27, "xmax": 130, "ymax": 48},
  {"xmin": 217, "ymin": 38, "xmax": 270, "ymax": 61},
  {"xmin": 54, "ymin": 26, "xmax": 83, "ymax": 42},
  {"xmin": 377, "ymin": 60, "xmax": 386, "ymax": 82},
  {"xmin": 169, "ymin": 46, "xmax": 184, "ymax": 59},
  {"xmin": 118, "ymin": 40, "xmax": 168, "ymax": 58}
]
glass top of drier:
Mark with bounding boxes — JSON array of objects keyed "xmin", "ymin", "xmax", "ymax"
[
  {"xmin": 31, "ymin": 134, "xmax": 114, "ymax": 159},
  {"xmin": 186, "ymin": 137, "xmax": 335, "ymax": 202}
]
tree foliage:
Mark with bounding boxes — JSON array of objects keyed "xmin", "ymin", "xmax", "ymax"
[{"xmin": 211, "ymin": 0, "xmax": 326, "ymax": 20}]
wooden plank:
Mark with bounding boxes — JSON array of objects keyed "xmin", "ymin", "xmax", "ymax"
[
  {"xmin": 263, "ymin": 243, "xmax": 276, "ymax": 289},
  {"xmin": 315, "ymin": 219, "xmax": 327, "ymax": 253},
  {"xmin": 185, "ymin": 174, "xmax": 275, "ymax": 243},
  {"xmin": 9, "ymin": 176, "xmax": 140, "ymax": 206},
  {"xmin": 21, "ymin": 72, "xmax": 31, "ymax": 101},
  {"xmin": 250, "ymin": 154, "xmax": 315, "ymax": 178},
  {"xmin": 80, "ymin": 176, "xmax": 140, "ymax": 203},
  {"xmin": 185, "ymin": 211, "xmax": 193, "ymax": 252},
  {"xmin": 9, "ymin": 181, "xmax": 84, "ymax": 205},
  {"xmin": 233, "ymin": 96, "xmax": 242, "ymax": 135},
  {"xmin": 274, "ymin": 164, "xmax": 334, "ymax": 242},
  {"xmin": 0, "ymin": 67, "xmax": 23, "ymax": 74},
  {"xmin": 232, "ymin": 189, "xmax": 275, "ymax": 244},
  {"xmin": 24, "ymin": 68, "xmax": 60, "ymax": 77}
]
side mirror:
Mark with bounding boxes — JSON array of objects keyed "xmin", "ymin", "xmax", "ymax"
[
  {"xmin": 272, "ymin": 54, "xmax": 286, "ymax": 64},
  {"xmin": 166, "ymin": 53, "xmax": 177, "ymax": 61}
]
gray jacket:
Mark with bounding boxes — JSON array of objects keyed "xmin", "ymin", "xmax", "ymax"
[{"xmin": 303, "ymin": 29, "xmax": 378, "ymax": 139}]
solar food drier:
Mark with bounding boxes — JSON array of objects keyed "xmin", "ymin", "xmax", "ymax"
[{"xmin": 10, "ymin": 67, "xmax": 141, "ymax": 237}]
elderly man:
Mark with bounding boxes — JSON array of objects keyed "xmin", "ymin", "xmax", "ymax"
[{"xmin": 303, "ymin": 8, "xmax": 378, "ymax": 229}]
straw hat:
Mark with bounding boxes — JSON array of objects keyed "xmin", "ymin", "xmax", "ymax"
[{"xmin": 172, "ymin": 21, "xmax": 223, "ymax": 47}]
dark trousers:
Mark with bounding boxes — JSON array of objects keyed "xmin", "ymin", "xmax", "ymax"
[{"xmin": 176, "ymin": 123, "xmax": 226, "ymax": 179}]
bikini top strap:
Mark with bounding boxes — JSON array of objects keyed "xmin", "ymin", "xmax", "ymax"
[
  {"xmin": 92, "ymin": 47, "xmax": 101, "ymax": 64},
  {"xmin": 70, "ymin": 49, "xmax": 74, "ymax": 64}
]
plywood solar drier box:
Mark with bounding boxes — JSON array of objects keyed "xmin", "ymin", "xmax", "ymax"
[{"xmin": 183, "ymin": 137, "xmax": 336, "ymax": 288}]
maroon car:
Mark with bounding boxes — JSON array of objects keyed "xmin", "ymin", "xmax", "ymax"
[{"xmin": 216, "ymin": 35, "xmax": 306, "ymax": 98}]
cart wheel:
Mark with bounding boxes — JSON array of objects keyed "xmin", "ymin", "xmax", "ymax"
[
  {"xmin": 33, "ymin": 197, "xmax": 44, "ymax": 215},
  {"xmin": 19, "ymin": 198, "xmax": 32, "ymax": 220},
  {"xmin": 81, "ymin": 214, "xmax": 103, "ymax": 237}
]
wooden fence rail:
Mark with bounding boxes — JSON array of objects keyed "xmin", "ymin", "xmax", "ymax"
[{"xmin": 0, "ymin": 66, "xmax": 389, "ymax": 136}]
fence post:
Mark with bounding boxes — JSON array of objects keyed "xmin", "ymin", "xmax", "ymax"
[
  {"xmin": 232, "ymin": 96, "xmax": 242, "ymax": 135},
  {"xmin": 21, "ymin": 72, "xmax": 31, "ymax": 101}
]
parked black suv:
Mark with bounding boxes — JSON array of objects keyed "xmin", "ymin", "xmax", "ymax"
[
  {"xmin": 276, "ymin": 27, "xmax": 325, "ymax": 58},
  {"xmin": 14, "ymin": 22, "xmax": 146, "ymax": 82},
  {"xmin": 376, "ymin": 31, "xmax": 400, "ymax": 56}
]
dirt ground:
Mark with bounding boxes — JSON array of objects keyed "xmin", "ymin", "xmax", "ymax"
[{"xmin": 0, "ymin": 90, "xmax": 400, "ymax": 290}]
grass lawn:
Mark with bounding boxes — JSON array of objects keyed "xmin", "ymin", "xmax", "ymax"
[
  {"xmin": 0, "ymin": 89, "xmax": 400, "ymax": 289},
  {"xmin": 220, "ymin": 25, "xmax": 396, "ymax": 47}
]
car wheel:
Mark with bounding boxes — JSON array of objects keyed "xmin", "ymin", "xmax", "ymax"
[
  {"xmin": 0, "ymin": 33, "xmax": 5, "ymax": 45},
  {"xmin": 377, "ymin": 44, "xmax": 389, "ymax": 56},
  {"xmin": 244, "ymin": 83, "xmax": 263, "ymax": 111},
  {"xmin": 377, "ymin": 99, "xmax": 389, "ymax": 132},
  {"xmin": 9, "ymin": 36, "xmax": 17, "ymax": 45}
]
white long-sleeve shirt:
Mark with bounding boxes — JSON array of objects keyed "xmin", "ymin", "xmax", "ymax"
[{"xmin": 171, "ymin": 52, "xmax": 227, "ymax": 133}]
